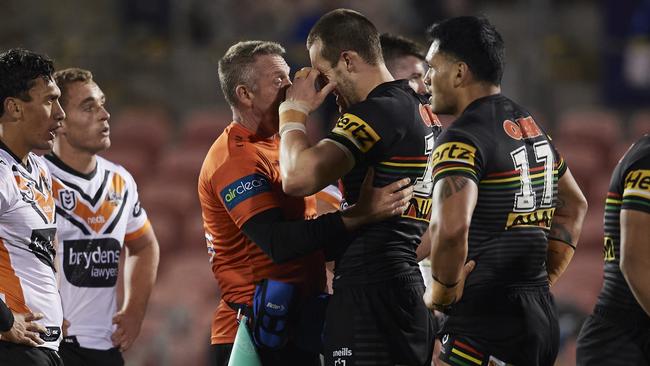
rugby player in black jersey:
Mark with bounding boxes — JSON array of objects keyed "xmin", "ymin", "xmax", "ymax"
[
  {"xmin": 422, "ymin": 16, "xmax": 588, "ymax": 366},
  {"xmin": 277, "ymin": 8, "xmax": 441, "ymax": 366},
  {"xmin": 576, "ymin": 135, "xmax": 650, "ymax": 366}
]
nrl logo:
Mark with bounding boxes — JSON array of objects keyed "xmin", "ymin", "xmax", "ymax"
[{"xmin": 59, "ymin": 190, "xmax": 76, "ymax": 210}]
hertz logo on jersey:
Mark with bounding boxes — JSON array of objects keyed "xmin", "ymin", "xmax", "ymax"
[
  {"xmin": 331, "ymin": 113, "xmax": 380, "ymax": 153},
  {"xmin": 220, "ymin": 174, "xmax": 271, "ymax": 211},
  {"xmin": 431, "ymin": 142, "xmax": 477, "ymax": 167},
  {"xmin": 505, "ymin": 208, "xmax": 555, "ymax": 229},
  {"xmin": 624, "ymin": 170, "xmax": 650, "ymax": 192}
]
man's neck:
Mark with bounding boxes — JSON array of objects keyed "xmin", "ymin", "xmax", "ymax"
[
  {"xmin": 0, "ymin": 131, "xmax": 30, "ymax": 165},
  {"xmin": 233, "ymin": 109, "xmax": 276, "ymax": 139},
  {"xmin": 53, "ymin": 143, "xmax": 97, "ymax": 175},
  {"xmin": 454, "ymin": 84, "xmax": 501, "ymax": 118},
  {"xmin": 355, "ymin": 64, "xmax": 394, "ymax": 102}
]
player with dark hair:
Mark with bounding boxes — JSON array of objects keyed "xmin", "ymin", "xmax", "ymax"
[
  {"xmin": 576, "ymin": 134, "xmax": 650, "ymax": 365},
  {"xmin": 200, "ymin": 40, "xmax": 413, "ymax": 366},
  {"xmin": 380, "ymin": 33, "xmax": 427, "ymax": 95},
  {"xmin": 0, "ymin": 48, "xmax": 65, "ymax": 366},
  {"xmin": 422, "ymin": 16, "xmax": 588, "ymax": 366},
  {"xmin": 47, "ymin": 67, "xmax": 160, "ymax": 366},
  {"xmin": 278, "ymin": 8, "xmax": 441, "ymax": 366}
]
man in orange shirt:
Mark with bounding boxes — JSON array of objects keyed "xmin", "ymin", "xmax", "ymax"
[{"xmin": 198, "ymin": 40, "xmax": 412, "ymax": 366}]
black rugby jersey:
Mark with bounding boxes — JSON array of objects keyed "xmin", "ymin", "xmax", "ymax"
[
  {"xmin": 431, "ymin": 94, "xmax": 567, "ymax": 294},
  {"xmin": 596, "ymin": 134, "xmax": 650, "ymax": 318},
  {"xmin": 325, "ymin": 80, "xmax": 441, "ymax": 285}
]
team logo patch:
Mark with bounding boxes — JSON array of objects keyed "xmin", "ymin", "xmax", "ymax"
[
  {"xmin": 63, "ymin": 238, "xmax": 121, "ymax": 287},
  {"xmin": 418, "ymin": 104, "xmax": 441, "ymax": 127},
  {"xmin": 331, "ymin": 113, "xmax": 380, "ymax": 153},
  {"xmin": 488, "ymin": 355, "xmax": 507, "ymax": 366},
  {"xmin": 505, "ymin": 207, "xmax": 555, "ymax": 229},
  {"xmin": 502, "ymin": 116, "xmax": 542, "ymax": 140},
  {"xmin": 431, "ymin": 142, "xmax": 477, "ymax": 167},
  {"xmin": 220, "ymin": 174, "xmax": 271, "ymax": 211},
  {"xmin": 29, "ymin": 228, "xmax": 57, "ymax": 270},
  {"xmin": 40, "ymin": 326, "xmax": 61, "ymax": 342},
  {"xmin": 59, "ymin": 190, "xmax": 76, "ymax": 211},
  {"xmin": 603, "ymin": 236, "xmax": 615, "ymax": 261}
]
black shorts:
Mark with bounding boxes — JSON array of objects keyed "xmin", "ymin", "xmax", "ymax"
[
  {"xmin": 0, "ymin": 341, "xmax": 63, "ymax": 366},
  {"xmin": 210, "ymin": 342, "xmax": 320, "ymax": 366},
  {"xmin": 576, "ymin": 306, "xmax": 650, "ymax": 366},
  {"xmin": 58, "ymin": 337, "xmax": 124, "ymax": 366},
  {"xmin": 438, "ymin": 286, "xmax": 559, "ymax": 366},
  {"xmin": 324, "ymin": 272, "xmax": 435, "ymax": 366}
]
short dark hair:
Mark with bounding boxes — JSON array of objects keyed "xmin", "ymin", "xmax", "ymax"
[
  {"xmin": 307, "ymin": 9, "xmax": 382, "ymax": 67},
  {"xmin": 218, "ymin": 41, "xmax": 285, "ymax": 107},
  {"xmin": 0, "ymin": 48, "xmax": 54, "ymax": 116},
  {"xmin": 427, "ymin": 16, "xmax": 505, "ymax": 85},
  {"xmin": 53, "ymin": 68, "xmax": 94, "ymax": 108},
  {"xmin": 380, "ymin": 33, "xmax": 425, "ymax": 70}
]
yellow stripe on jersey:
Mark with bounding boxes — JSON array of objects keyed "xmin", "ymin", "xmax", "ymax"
[
  {"xmin": 432, "ymin": 142, "xmax": 477, "ymax": 167},
  {"xmin": 124, "ymin": 219, "xmax": 151, "ymax": 242},
  {"xmin": 451, "ymin": 348, "xmax": 482, "ymax": 365},
  {"xmin": 623, "ymin": 190, "xmax": 650, "ymax": 200},
  {"xmin": 624, "ymin": 170, "xmax": 650, "ymax": 192},
  {"xmin": 331, "ymin": 113, "xmax": 380, "ymax": 153},
  {"xmin": 433, "ymin": 166, "xmax": 477, "ymax": 179},
  {"xmin": 482, "ymin": 170, "xmax": 558, "ymax": 184}
]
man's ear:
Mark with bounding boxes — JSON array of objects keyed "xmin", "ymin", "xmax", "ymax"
[
  {"xmin": 340, "ymin": 51, "xmax": 358, "ymax": 73},
  {"xmin": 453, "ymin": 61, "xmax": 471, "ymax": 88},
  {"xmin": 4, "ymin": 97, "xmax": 22, "ymax": 120},
  {"xmin": 235, "ymin": 84, "xmax": 254, "ymax": 108}
]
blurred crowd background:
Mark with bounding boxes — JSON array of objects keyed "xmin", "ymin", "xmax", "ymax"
[{"xmin": 3, "ymin": 0, "xmax": 650, "ymax": 365}]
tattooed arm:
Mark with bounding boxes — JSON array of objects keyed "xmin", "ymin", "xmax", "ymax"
[
  {"xmin": 424, "ymin": 175, "xmax": 478, "ymax": 311},
  {"xmin": 547, "ymin": 168, "xmax": 588, "ymax": 287}
]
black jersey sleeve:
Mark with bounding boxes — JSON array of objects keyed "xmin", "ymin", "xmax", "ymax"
[
  {"xmin": 620, "ymin": 141, "xmax": 650, "ymax": 214},
  {"xmin": 431, "ymin": 116, "xmax": 488, "ymax": 185},
  {"xmin": 545, "ymin": 133, "xmax": 568, "ymax": 179},
  {"xmin": 325, "ymin": 96, "xmax": 406, "ymax": 164}
]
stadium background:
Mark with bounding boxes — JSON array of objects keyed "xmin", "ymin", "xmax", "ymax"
[{"xmin": 2, "ymin": 0, "xmax": 649, "ymax": 365}]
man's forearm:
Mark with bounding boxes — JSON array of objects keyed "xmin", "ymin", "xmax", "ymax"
[
  {"xmin": 547, "ymin": 171, "xmax": 587, "ymax": 284},
  {"xmin": 123, "ymin": 240, "xmax": 158, "ymax": 316},
  {"xmin": 430, "ymin": 233, "xmax": 467, "ymax": 286}
]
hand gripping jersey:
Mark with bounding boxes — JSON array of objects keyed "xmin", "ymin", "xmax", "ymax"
[
  {"xmin": 45, "ymin": 153, "xmax": 150, "ymax": 350},
  {"xmin": 596, "ymin": 134, "xmax": 650, "ymax": 320},
  {"xmin": 324, "ymin": 80, "xmax": 441, "ymax": 285},
  {"xmin": 0, "ymin": 142, "xmax": 62, "ymax": 351},
  {"xmin": 198, "ymin": 122, "xmax": 325, "ymax": 344},
  {"xmin": 431, "ymin": 94, "xmax": 567, "ymax": 295}
]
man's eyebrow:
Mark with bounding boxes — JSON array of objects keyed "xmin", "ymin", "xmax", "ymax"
[{"xmin": 79, "ymin": 96, "xmax": 96, "ymax": 105}]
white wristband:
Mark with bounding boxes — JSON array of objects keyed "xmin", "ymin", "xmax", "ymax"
[
  {"xmin": 279, "ymin": 122, "xmax": 307, "ymax": 139},
  {"xmin": 279, "ymin": 100, "xmax": 310, "ymax": 116}
]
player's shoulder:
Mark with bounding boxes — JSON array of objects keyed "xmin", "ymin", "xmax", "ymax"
[
  {"xmin": 96, "ymin": 155, "xmax": 135, "ymax": 182},
  {"xmin": 351, "ymin": 80, "xmax": 419, "ymax": 117},
  {"xmin": 201, "ymin": 123, "xmax": 268, "ymax": 178},
  {"xmin": 621, "ymin": 134, "xmax": 650, "ymax": 169}
]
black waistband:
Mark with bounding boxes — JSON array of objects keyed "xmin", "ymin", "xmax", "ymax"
[
  {"xmin": 593, "ymin": 304, "xmax": 650, "ymax": 328},
  {"xmin": 333, "ymin": 265, "xmax": 422, "ymax": 288},
  {"xmin": 225, "ymin": 301, "xmax": 252, "ymax": 318}
]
